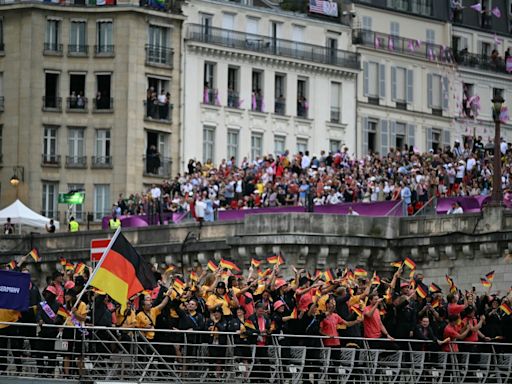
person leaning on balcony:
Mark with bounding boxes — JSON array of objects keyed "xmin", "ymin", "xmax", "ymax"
[{"xmin": 68, "ymin": 217, "xmax": 79, "ymax": 232}]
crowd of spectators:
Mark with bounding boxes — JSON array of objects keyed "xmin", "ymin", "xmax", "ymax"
[
  {"xmin": 2, "ymin": 257, "xmax": 512, "ymax": 381},
  {"xmin": 114, "ymin": 135, "xmax": 512, "ymax": 221}
]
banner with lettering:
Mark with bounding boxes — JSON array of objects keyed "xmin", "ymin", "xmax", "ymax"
[{"xmin": 0, "ymin": 270, "xmax": 30, "ymax": 311}]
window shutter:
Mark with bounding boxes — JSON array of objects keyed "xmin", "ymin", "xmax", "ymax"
[
  {"xmin": 379, "ymin": 64, "xmax": 386, "ymax": 99},
  {"xmin": 407, "ymin": 124, "xmax": 415, "ymax": 148},
  {"xmin": 426, "ymin": 127, "xmax": 433, "ymax": 151},
  {"xmin": 443, "ymin": 129, "xmax": 451, "ymax": 148},
  {"xmin": 380, "ymin": 120, "xmax": 388, "ymax": 155},
  {"xmin": 363, "ymin": 62, "xmax": 369, "ymax": 97},
  {"xmin": 442, "ymin": 76, "xmax": 449, "ymax": 110},
  {"xmin": 391, "ymin": 66, "xmax": 397, "ymax": 101},
  {"xmin": 407, "ymin": 69, "xmax": 413, "ymax": 103},
  {"xmin": 390, "ymin": 121, "xmax": 396, "ymax": 150},
  {"xmin": 363, "ymin": 117, "xmax": 369, "ymax": 154},
  {"xmin": 427, "ymin": 74, "xmax": 433, "ymax": 108}
]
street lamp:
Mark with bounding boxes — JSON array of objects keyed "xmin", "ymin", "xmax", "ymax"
[{"xmin": 491, "ymin": 95, "xmax": 505, "ymax": 206}]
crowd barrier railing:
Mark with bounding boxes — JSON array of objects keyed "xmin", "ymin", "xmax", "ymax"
[{"xmin": 0, "ymin": 322, "xmax": 511, "ymax": 383}]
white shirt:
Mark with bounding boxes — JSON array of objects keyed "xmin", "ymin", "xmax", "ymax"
[
  {"xmin": 158, "ymin": 94, "xmax": 167, "ymax": 104},
  {"xmin": 301, "ymin": 155, "xmax": 311, "ymax": 169},
  {"xmin": 150, "ymin": 187, "xmax": 161, "ymax": 199},
  {"xmin": 447, "ymin": 207, "xmax": 463, "ymax": 214},
  {"xmin": 501, "ymin": 142, "xmax": 507, "ymax": 155},
  {"xmin": 466, "ymin": 158, "xmax": 476, "ymax": 172},
  {"xmin": 456, "ymin": 165, "xmax": 465, "ymax": 179},
  {"xmin": 195, "ymin": 200, "xmax": 206, "ymax": 218}
]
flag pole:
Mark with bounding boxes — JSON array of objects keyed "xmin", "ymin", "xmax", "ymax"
[{"xmin": 73, "ymin": 226, "xmax": 122, "ymax": 308}]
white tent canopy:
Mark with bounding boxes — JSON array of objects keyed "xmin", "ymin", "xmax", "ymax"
[{"xmin": 0, "ymin": 199, "xmax": 60, "ymax": 230}]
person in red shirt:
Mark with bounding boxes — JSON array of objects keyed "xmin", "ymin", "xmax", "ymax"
[
  {"xmin": 461, "ymin": 307, "xmax": 490, "ymax": 349},
  {"xmin": 442, "ymin": 315, "xmax": 471, "ymax": 352},
  {"xmin": 363, "ymin": 293, "xmax": 394, "ymax": 348},
  {"xmin": 447, "ymin": 293, "xmax": 468, "ymax": 317}
]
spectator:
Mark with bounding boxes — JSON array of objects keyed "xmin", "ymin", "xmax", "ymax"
[
  {"xmin": 3, "ymin": 218, "xmax": 14, "ymax": 235},
  {"xmin": 447, "ymin": 202, "xmax": 464, "ymax": 214},
  {"xmin": 45, "ymin": 219, "xmax": 56, "ymax": 233}
]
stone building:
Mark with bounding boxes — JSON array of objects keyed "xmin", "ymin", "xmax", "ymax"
[
  {"xmin": 0, "ymin": 0, "xmax": 183, "ymax": 223},
  {"xmin": 180, "ymin": 0, "xmax": 359, "ymax": 168}
]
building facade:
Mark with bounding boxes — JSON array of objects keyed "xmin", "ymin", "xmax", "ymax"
[
  {"xmin": 0, "ymin": 0, "xmax": 183, "ymax": 222},
  {"xmin": 451, "ymin": 0, "xmax": 512, "ymax": 143},
  {"xmin": 181, "ymin": 0, "xmax": 359, "ymax": 168},
  {"xmin": 349, "ymin": 0, "xmax": 457, "ymax": 156}
]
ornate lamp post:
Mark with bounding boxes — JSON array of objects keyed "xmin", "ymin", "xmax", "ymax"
[{"xmin": 491, "ymin": 95, "xmax": 504, "ymax": 205}]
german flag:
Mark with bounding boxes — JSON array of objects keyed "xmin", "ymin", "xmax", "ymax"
[
  {"xmin": 429, "ymin": 282, "xmax": 442, "ymax": 293},
  {"xmin": 59, "ymin": 257, "xmax": 67, "ymax": 266},
  {"xmin": 485, "ymin": 271, "xmax": 495, "ymax": 282},
  {"xmin": 173, "ymin": 277, "xmax": 185, "ymax": 294},
  {"xmin": 351, "ymin": 305, "xmax": 362, "ymax": 317},
  {"xmin": 499, "ymin": 303, "xmax": 512, "ymax": 315},
  {"xmin": 384, "ymin": 288, "xmax": 392, "ymax": 303},
  {"xmin": 354, "ymin": 268, "xmax": 368, "ymax": 278},
  {"xmin": 244, "ymin": 319, "xmax": 256, "ymax": 329},
  {"xmin": 89, "ymin": 233, "xmax": 156, "ymax": 311},
  {"xmin": 251, "ymin": 258, "xmax": 262, "ymax": 268},
  {"xmin": 57, "ymin": 306, "xmax": 71, "ymax": 319},
  {"xmin": 371, "ymin": 272, "xmax": 381, "ymax": 286},
  {"xmin": 75, "ymin": 262, "xmax": 86, "ymax": 275},
  {"xmin": 277, "ymin": 254, "xmax": 285, "ymax": 265},
  {"xmin": 481, "ymin": 278, "xmax": 492, "ymax": 288},
  {"xmin": 267, "ymin": 255, "xmax": 279, "ymax": 264},
  {"xmin": 416, "ymin": 286, "xmax": 427, "ymax": 299},
  {"xmin": 65, "ymin": 262, "xmax": 74, "ymax": 271},
  {"xmin": 220, "ymin": 259, "xmax": 241, "ymax": 272},
  {"xmin": 207, "ymin": 260, "xmax": 218, "ymax": 272},
  {"xmin": 390, "ymin": 261, "xmax": 402, "ymax": 268},
  {"xmin": 290, "ymin": 307, "xmax": 298, "ymax": 319},
  {"xmin": 165, "ymin": 264, "xmax": 176, "ymax": 274},
  {"xmin": 403, "ymin": 257, "xmax": 416, "ymax": 270},
  {"xmin": 189, "ymin": 271, "xmax": 199, "ymax": 282},
  {"xmin": 324, "ymin": 269, "xmax": 335, "ymax": 282},
  {"xmin": 445, "ymin": 275, "xmax": 455, "ymax": 289},
  {"xmin": 7, "ymin": 260, "xmax": 17, "ymax": 270},
  {"xmin": 431, "ymin": 298, "xmax": 440, "ymax": 309},
  {"xmin": 29, "ymin": 248, "xmax": 41, "ymax": 262}
]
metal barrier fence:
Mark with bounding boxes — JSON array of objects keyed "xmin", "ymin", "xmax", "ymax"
[{"xmin": 0, "ymin": 322, "xmax": 511, "ymax": 383}]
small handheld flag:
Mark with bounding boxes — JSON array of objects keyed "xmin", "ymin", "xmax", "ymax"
[
  {"xmin": 485, "ymin": 271, "xmax": 495, "ymax": 282},
  {"xmin": 189, "ymin": 271, "xmax": 199, "ymax": 282},
  {"xmin": 354, "ymin": 268, "xmax": 368, "ymax": 278},
  {"xmin": 57, "ymin": 307, "xmax": 71, "ymax": 319},
  {"xmin": 251, "ymin": 258, "xmax": 262, "ymax": 268},
  {"xmin": 290, "ymin": 307, "xmax": 298, "ymax": 319},
  {"xmin": 390, "ymin": 261, "xmax": 402, "ymax": 268},
  {"xmin": 220, "ymin": 259, "xmax": 241, "ymax": 272},
  {"xmin": 351, "ymin": 305, "xmax": 362, "ymax": 317},
  {"xmin": 404, "ymin": 257, "xmax": 416, "ymax": 270},
  {"xmin": 481, "ymin": 278, "xmax": 492, "ymax": 288},
  {"xmin": 416, "ymin": 286, "xmax": 427, "ymax": 299},
  {"xmin": 59, "ymin": 258, "xmax": 67, "ymax": 266},
  {"xmin": 7, "ymin": 260, "xmax": 17, "ymax": 270},
  {"xmin": 267, "ymin": 255, "xmax": 279, "ymax": 265},
  {"xmin": 75, "ymin": 262, "xmax": 86, "ymax": 275},
  {"xmin": 165, "ymin": 265, "xmax": 176, "ymax": 274},
  {"xmin": 499, "ymin": 303, "xmax": 512, "ymax": 316},
  {"xmin": 65, "ymin": 262, "xmax": 75, "ymax": 272},
  {"xmin": 29, "ymin": 249, "xmax": 41, "ymax": 262},
  {"xmin": 207, "ymin": 260, "xmax": 218, "ymax": 272},
  {"xmin": 429, "ymin": 282, "xmax": 442, "ymax": 293},
  {"xmin": 244, "ymin": 319, "xmax": 256, "ymax": 329}
]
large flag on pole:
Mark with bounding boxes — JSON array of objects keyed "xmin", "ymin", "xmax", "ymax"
[{"xmin": 85, "ymin": 229, "xmax": 156, "ymax": 311}]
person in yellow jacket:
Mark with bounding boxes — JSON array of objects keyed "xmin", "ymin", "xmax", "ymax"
[
  {"xmin": 0, "ymin": 309, "xmax": 21, "ymax": 373},
  {"xmin": 109, "ymin": 214, "xmax": 121, "ymax": 231},
  {"xmin": 136, "ymin": 292, "xmax": 170, "ymax": 340},
  {"xmin": 68, "ymin": 217, "xmax": 79, "ymax": 232}
]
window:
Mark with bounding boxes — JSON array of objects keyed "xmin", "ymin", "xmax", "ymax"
[
  {"xmin": 43, "ymin": 126, "xmax": 58, "ymax": 164},
  {"xmin": 390, "ymin": 22, "xmax": 400, "ymax": 36},
  {"xmin": 68, "ymin": 73, "xmax": 86, "ymax": 110},
  {"xmin": 427, "ymin": 74, "xmax": 445, "ymax": 110},
  {"xmin": 413, "ymin": 0, "xmax": 433, "ymax": 16},
  {"xmin": 388, "ymin": 0, "xmax": 409, "ymax": 11},
  {"xmin": 274, "ymin": 74, "xmax": 286, "ymax": 115},
  {"xmin": 44, "ymin": 72, "xmax": 60, "ymax": 109},
  {"xmin": 251, "ymin": 133, "xmax": 263, "ymax": 160},
  {"xmin": 145, "ymin": 131, "xmax": 169, "ymax": 176},
  {"xmin": 45, "ymin": 19, "xmax": 61, "ymax": 52},
  {"xmin": 296, "ymin": 138, "xmax": 308, "ymax": 154},
  {"xmin": 427, "ymin": 128, "xmax": 449, "ymax": 153},
  {"xmin": 148, "ymin": 25, "xmax": 170, "ymax": 65},
  {"xmin": 329, "ymin": 140, "xmax": 341, "ymax": 153},
  {"xmin": 0, "ymin": 18, "xmax": 3, "ymax": 51},
  {"xmin": 222, "ymin": 13, "xmax": 235, "ymax": 40},
  {"xmin": 203, "ymin": 126, "xmax": 215, "ymax": 163},
  {"xmin": 246, "ymin": 17, "xmax": 259, "ymax": 35},
  {"xmin": 94, "ymin": 129, "xmax": 111, "ymax": 166},
  {"xmin": 97, "ymin": 21, "xmax": 113, "ymax": 54},
  {"xmin": 252, "ymin": 70, "xmax": 263, "ymax": 112},
  {"xmin": 452, "ymin": 35, "xmax": 468, "ymax": 54},
  {"xmin": 42, "ymin": 182, "xmax": 58, "ymax": 219},
  {"xmin": 94, "ymin": 184, "xmax": 110, "ymax": 221},
  {"xmin": 201, "ymin": 13, "xmax": 213, "ymax": 37},
  {"xmin": 426, "ymin": 29, "xmax": 435, "ymax": 44},
  {"xmin": 204, "ymin": 63, "xmax": 216, "ymax": 105},
  {"xmin": 326, "ymin": 37, "xmax": 338, "ymax": 64},
  {"xmin": 493, "ymin": 88, "xmax": 504, "ymax": 99},
  {"xmin": 391, "ymin": 67, "xmax": 413, "ymax": 103},
  {"xmin": 69, "ymin": 21, "xmax": 86, "ymax": 54},
  {"xmin": 395, "ymin": 122, "xmax": 406, "ymax": 149},
  {"xmin": 68, "ymin": 184, "xmax": 84, "ymax": 221},
  {"xmin": 330, "ymin": 82, "xmax": 341, "ymax": 123},
  {"xmin": 274, "ymin": 135, "xmax": 286, "ymax": 155},
  {"xmin": 480, "ymin": 41, "xmax": 491, "ymax": 56},
  {"xmin": 67, "ymin": 127, "xmax": 85, "ymax": 167},
  {"xmin": 227, "ymin": 67, "xmax": 240, "ymax": 108},
  {"xmin": 96, "ymin": 74, "xmax": 112, "ymax": 110},
  {"xmin": 227, "ymin": 130, "xmax": 239, "ymax": 161},
  {"xmin": 431, "ymin": 129, "xmax": 441, "ymax": 152},
  {"xmin": 297, "ymin": 78, "xmax": 308, "ymax": 118},
  {"xmin": 462, "ymin": 83, "xmax": 474, "ymax": 117},
  {"xmin": 363, "ymin": 62, "xmax": 385, "ymax": 100},
  {"xmin": 363, "ymin": 118, "xmax": 378, "ymax": 154},
  {"xmin": 362, "ymin": 16, "xmax": 372, "ymax": 30},
  {"xmin": 270, "ymin": 21, "xmax": 282, "ymax": 52}
]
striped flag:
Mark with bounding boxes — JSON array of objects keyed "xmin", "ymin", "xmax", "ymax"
[
  {"xmin": 29, "ymin": 248, "xmax": 41, "ymax": 262},
  {"xmin": 7, "ymin": 260, "xmax": 17, "ymax": 270},
  {"xmin": 165, "ymin": 264, "xmax": 176, "ymax": 274},
  {"xmin": 290, "ymin": 307, "xmax": 298, "ymax": 319},
  {"xmin": 75, "ymin": 262, "xmax": 86, "ymax": 275},
  {"xmin": 57, "ymin": 306, "xmax": 71, "ymax": 319},
  {"xmin": 485, "ymin": 271, "xmax": 495, "ymax": 282},
  {"xmin": 350, "ymin": 305, "xmax": 362, "ymax": 317},
  {"xmin": 267, "ymin": 255, "xmax": 279, "ymax": 264},
  {"xmin": 403, "ymin": 257, "xmax": 416, "ymax": 270},
  {"xmin": 429, "ymin": 282, "xmax": 442, "ymax": 293},
  {"xmin": 65, "ymin": 262, "xmax": 75, "ymax": 271},
  {"xmin": 251, "ymin": 258, "xmax": 262, "ymax": 268},
  {"xmin": 390, "ymin": 261, "xmax": 402, "ymax": 268},
  {"xmin": 220, "ymin": 259, "xmax": 241, "ymax": 272},
  {"xmin": 371, "ymin": 272, "xmax": 381, "ymax": 286},
  {"xmin": 354, "ymin": 268, "xmax": 368, "ymax": 278},
  {"xmin": 481, "ymin": 278, "xmax": 492, "ymax": 288},
  {"xmin": 207, "ymin": 260, "xmax": 218, "ymax": 272},
  {"xmin": 189, "ymin": 271, "xmax": 199, "ymax": 282},
  {"xmin": 431, "ymin": 298, "xmax": 440, "ymax": 308},
  {"xmin": 324, "ymin": 269, "xmax": 335, "ymax": 282},
  {"xmin": 416, "ymin": 286, "xmax": 427, "ymax": 299},
  {"xmin": 59, "ymin": 257, "xmax": 67, "ymax": 266},
  {"xmin": 499, "ymin": 303, "xmax": 512, "ymax": 315},
  {"xmin": 244, "ymin": 319, "xmax": 256, "ymax": 329}
]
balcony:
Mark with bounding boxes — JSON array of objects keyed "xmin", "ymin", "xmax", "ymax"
[
  {"xmin": 145, "ymin": 44, "xmax": 174, "ymax": 68},
  {"xmin": 94, "ymin": 45, "xmax": 115, "ymax": 57},
  {"xmin": 251, "ymin": 96, "xmax": 264, "ymax": 113},
  {"xmin": 352, "ymin": 29, "xmax": 454, "ymax": 65},
  {"xmin": 143, "ymin": 155, "xmax": 172, "ymax": 178},
  {"xmin": 93, "ymin": 97, "xmax": 114, "ymax": 112},
  {"xmin": 144, "ymin": 100, "xmax": 173, "ymax": 122},
  {"xmin": 42, "ymin": 96, "xmax": 62, "ymax": 112},
  {"xmin": 68, "ymin": 44, "xmax": 88, "ymax": 56},
  {"xmin": 274, "ymin": 99, "xmax": 286, "ymax": 115},
  {"xmin": 187, "ymin": 24, "xmax": 359, "ymax": 70},
  {"xmin": 66, "ymin": 97, "xmax": 88, "ymax": 112},
  {"xmin": 65, "ymin": 156, "xmax": 87, "ymax": 169},
  {"xmin": 202, "ymin": 89, "xmax": 220, "ymax": 106},
  {"xmin": 41, "ymin": 154, "xmax": 61, "ymax": 167},
  {"xmin": 43, "ymin": 42, "xmax": 63, "ymax": 55},
  {"xmin": 330, "ymin": 107, "xmax": 341, "ymax": 123},
  {"xmin": 227, "ymin": 91, "xmax": 240, "ymax": 109},
  {"xmin": 0, "ymin": 96, "xmax": 4, "ymax": 112},
  {"xmin": 91, "ymin": 156, "xmax": 113, "ymax": 168},
  {"xmin": 455, "ymin": 51, "xmax": 509, "ymax": 75}
]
